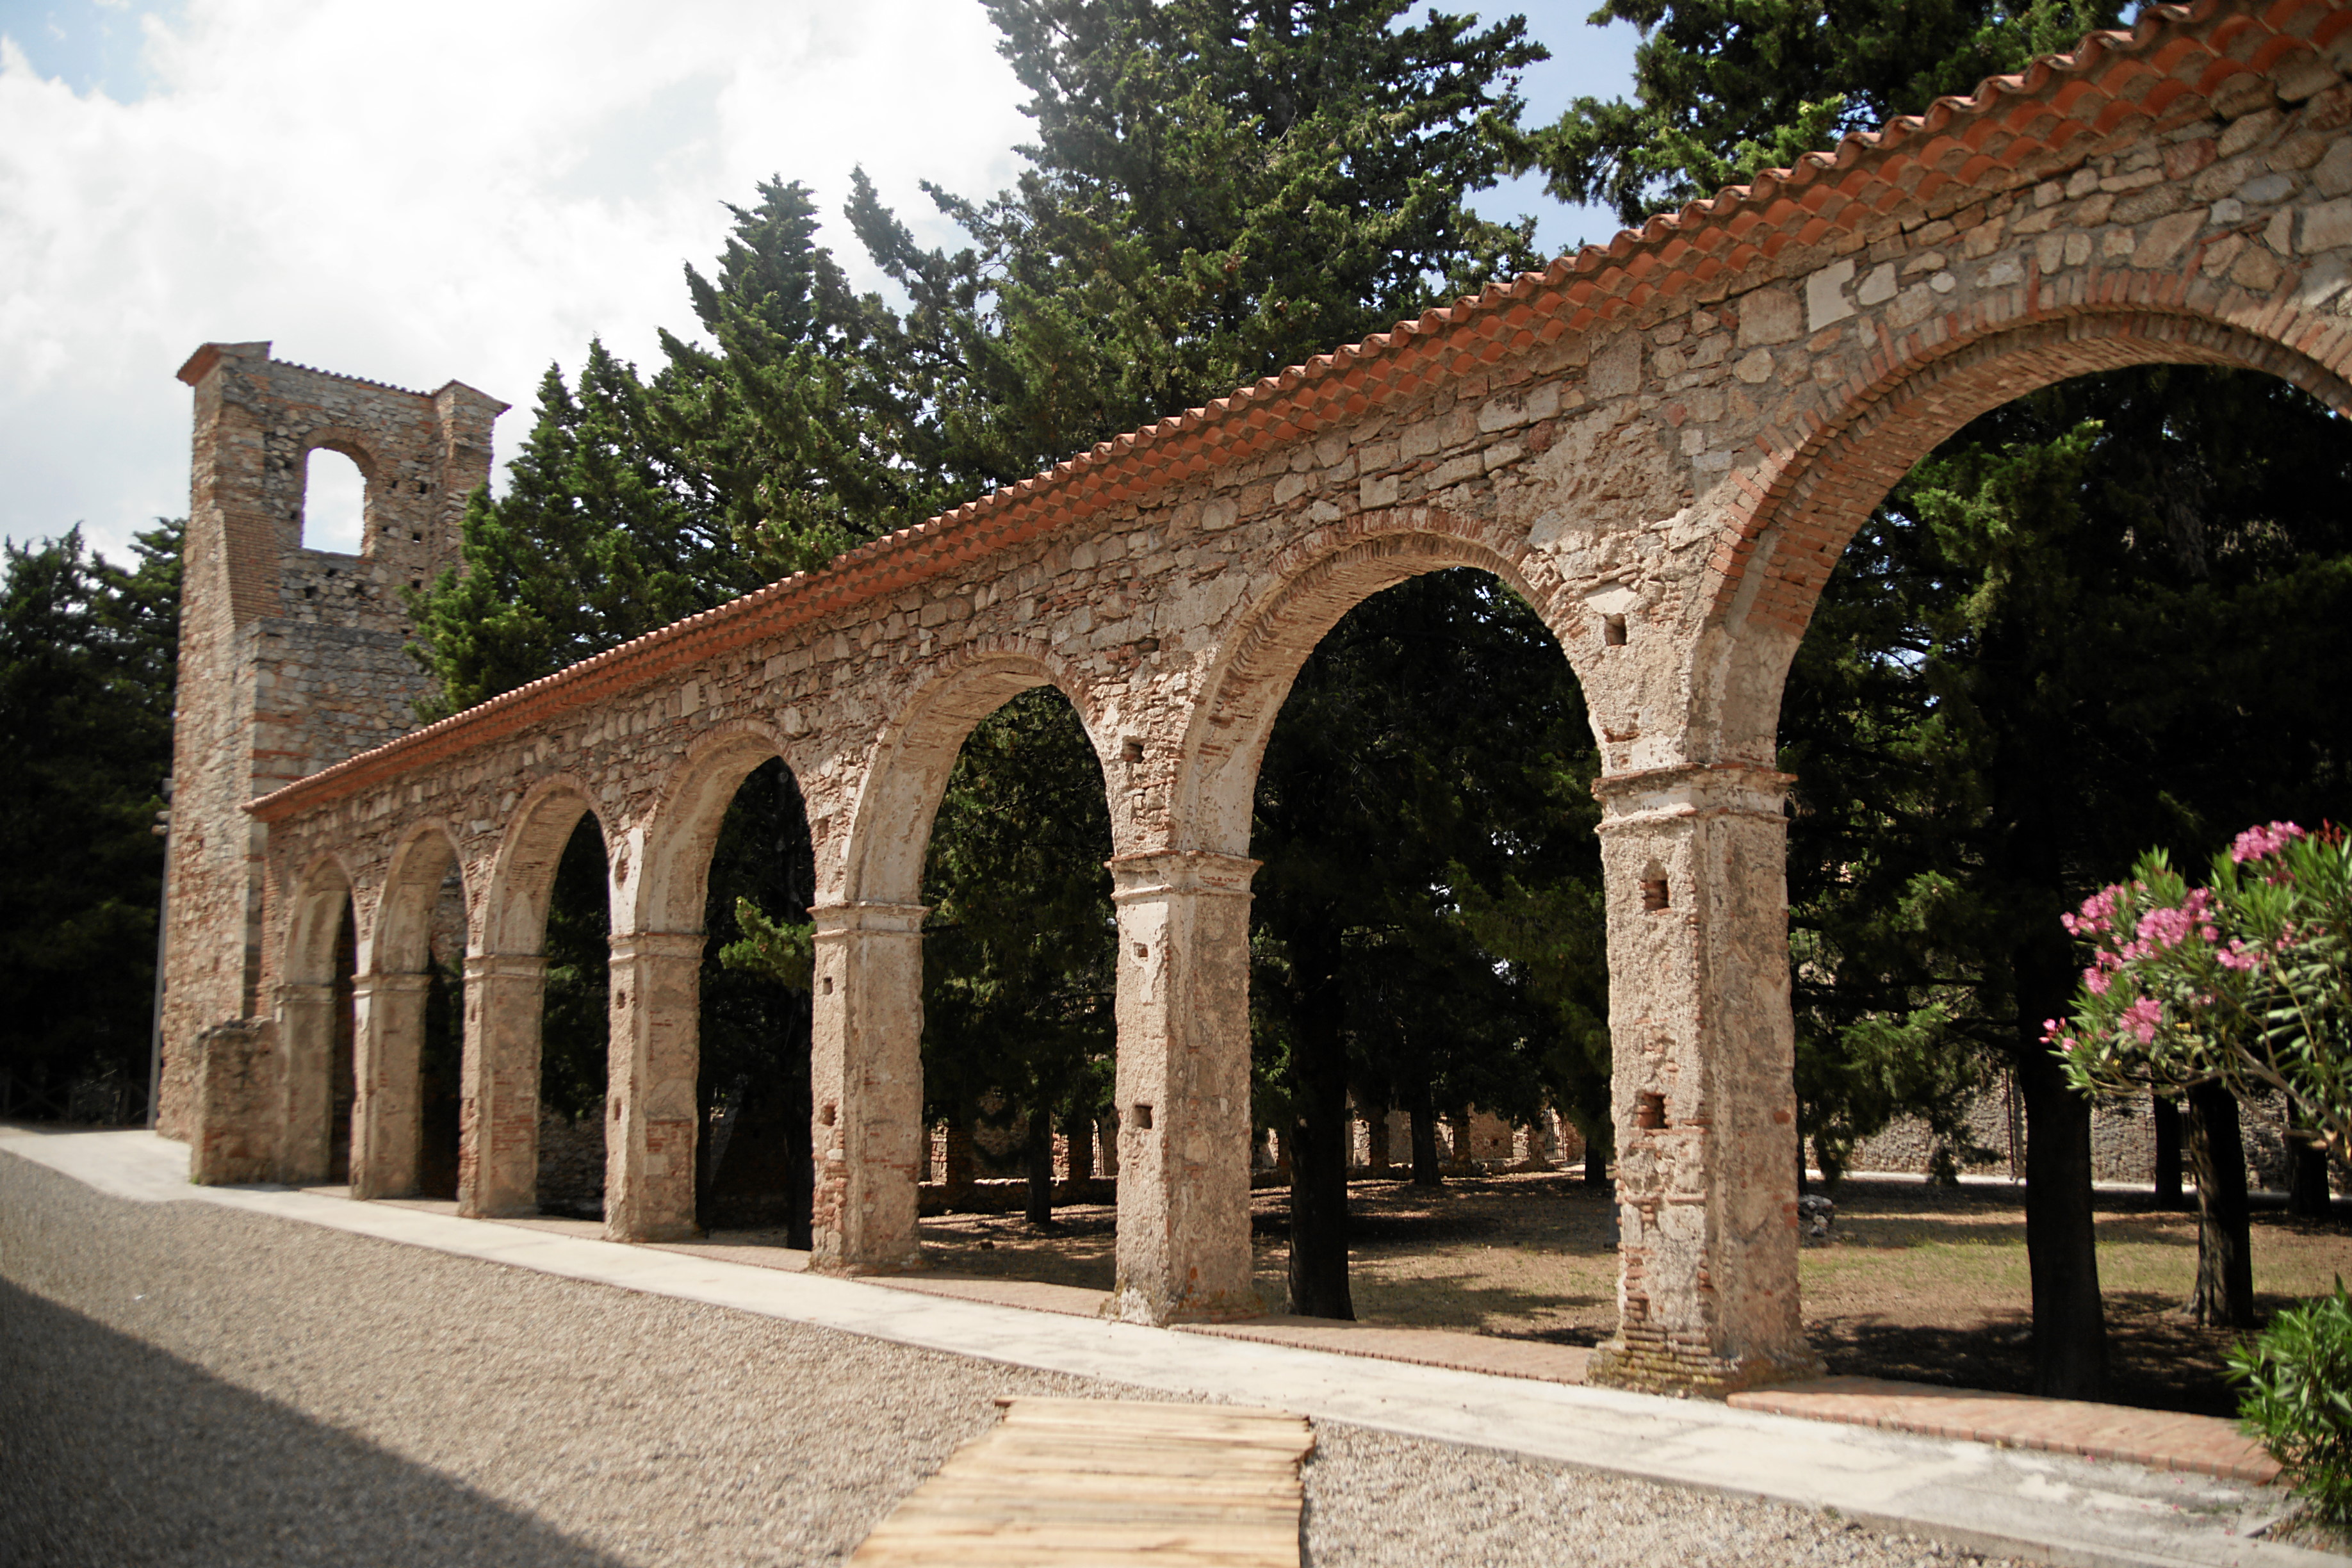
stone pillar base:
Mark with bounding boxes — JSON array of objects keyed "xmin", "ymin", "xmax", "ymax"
[
  {"xmin": 1587, "ymin": 1328, "xmax": 1824, "ymax": 1398},
  {"xmin": 190, "ymin": 1018, "xmax": 279, "ymax": 1185}
]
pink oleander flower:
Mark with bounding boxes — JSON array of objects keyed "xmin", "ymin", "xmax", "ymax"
[
  {"xmin": 2084, "ymin": 966, "xmax": 2112, "ymax": 995},
  {"xmin": 2137, "ymin": 904, "xmax": 2196, "ymax": 951},
  {"xmin": 2119, "ymin": 997, "xmax": 2164, "ymax": 1045},
  {"xmin": 2217, "ymin": 940, "xmax": 2264, "ymax": 972},
  {"xmin": 2063, "ymin": 883, "xmax": 2126, "ymax": 936},
  {"xmin": 2231, "ymin": 821, "xmax": 2306, "ymax": 863}
]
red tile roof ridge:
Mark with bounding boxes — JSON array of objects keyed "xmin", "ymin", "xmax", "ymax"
[{"xmin": 249, "ymin": 0, "xmax": 2326, "ymax": 824}]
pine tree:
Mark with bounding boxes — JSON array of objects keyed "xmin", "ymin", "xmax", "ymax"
[{"xmin": 0, "ymin": 521, "xmax": 181, "ymax": 1106}]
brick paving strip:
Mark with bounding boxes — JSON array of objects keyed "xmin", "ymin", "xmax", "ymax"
[
  {"xmin": 1729, "ymin": 1378, "xmax": 2282, "ymax": 1485},
  {"xmin": 847, "ymin": 1398, "xmax": 1313, "ymax": 1566}
]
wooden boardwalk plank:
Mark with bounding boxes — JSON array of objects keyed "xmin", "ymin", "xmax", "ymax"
[{"xmin": 849, "ymin": 1398, "xmax": 1313, "ymax": 1567}]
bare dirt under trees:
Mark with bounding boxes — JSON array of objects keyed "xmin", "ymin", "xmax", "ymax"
[{"xmin": 880, "ymin": 1173, "xmax": 2351, "ymax": 1418}]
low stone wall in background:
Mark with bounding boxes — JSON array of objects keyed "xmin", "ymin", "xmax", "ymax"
[
  {"xmin": 536, "ymin": 1106, "xmax": 605, "ymax": 1216},
  {"xmin": 1840, "ymin": 1084, "xmax": 2343, "ymax": 1194}
]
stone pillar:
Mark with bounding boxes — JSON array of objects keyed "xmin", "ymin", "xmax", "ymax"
[
  {"xmin": 1106, "ymin": 850, "xmax": 1257, "ymax": 1324},
  {"xmin": 1584, "ymin": 764, "xmax": 1822, "ymax": 1396},
  {"xmin": 275, "ymin": 981, "xmax": 337, "ymax": 1184},
  {"xmin": 605, "ymin": 931, "xmax": 703, "ymax": 1241},
  {"xmin": 459, "ymin": 954, "xmax": 547, "ymax": 1219},
  {"xmin": 350, "ymin": 972, "xmax": 430, "ymax": 1199},
  {"xmin": 808, "ymin": 902, "xmax": 926, "ymax": 1273},
  {"xmin": 190, "ymin": 1019, "xmax": 279, "ymax": 1185}
]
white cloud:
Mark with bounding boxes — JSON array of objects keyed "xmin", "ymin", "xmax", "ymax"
[
  {"xmin": 0, "ymin": 1, "xmax": 1635, "ymax": 560},
  {"xmin": 0, "ymin": 0, "xmax": 1032, "ymax": 556}
]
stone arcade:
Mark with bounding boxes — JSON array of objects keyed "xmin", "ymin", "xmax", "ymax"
[{"xmin": 159, "ymin": 0, "xmax": 2352, "ymax": 1394}]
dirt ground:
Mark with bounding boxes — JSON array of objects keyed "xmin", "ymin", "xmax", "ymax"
[{"xmin": 894, "ymin": 1172, "xmax": 2352, "ymax": 1417}]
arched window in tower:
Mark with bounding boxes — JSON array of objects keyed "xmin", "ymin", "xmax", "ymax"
[{"xmin": 302, "ymin": 446, "xmax": 366, "ymax": 554}]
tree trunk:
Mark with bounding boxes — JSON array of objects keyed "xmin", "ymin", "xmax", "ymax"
[
  {"xmin": 2152, "ymin": 1094, "xmax": 2183, "ymax": 1210},
  {"xmin": 1024, "ymin": 1107, "xmax": 1055, "ymax": 1228},
  {"xmin": 2287, "ymin": 1131, "xmax": 2333, "ymax": 1219},
  {"xmin": 1447, "ymin": 1109, "xmax": 1472, "ymax": 1170},
  {"xmin": 2185, "ymin": 1080, "xmax": 2255, "ymax": 1327},
  {"xmin": 2016, "ymin": 1036, "xmax": 2108, "ymax": 1400},
  {"xmin": 1365, "ymin": 1105, "xmax": 1391, "ymax": 1177},
  {"xmin": 1409, "ymin": 1092, "xmax": 1442, "ymax": 1188},
  {"xmin": 1583, "ymin": 1125, "xmax": 1608, "ymax": 1187},
  {"xmin": 1286, "ymin": 981, "xmax": 1354, "ymax": 1320}
]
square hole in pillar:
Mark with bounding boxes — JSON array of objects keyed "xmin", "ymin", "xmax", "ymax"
[
  {"xmin": 1641, "ymin": 879, "xmax": 1670, "ymax": 911},
  {"xmin": 1635, "ymin": 1091, "xmax": 1667, "ymax": 1129},
  {"xmin": 1132, "ymin": 1102, "xmax": 1154, "ymax": 1131}
]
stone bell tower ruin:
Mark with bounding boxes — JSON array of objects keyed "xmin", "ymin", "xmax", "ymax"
[{"xmin": 156, "ymin": 342, "xmax": 505, "ymax": 1138}]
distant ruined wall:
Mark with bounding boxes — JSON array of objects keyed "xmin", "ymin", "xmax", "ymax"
[
  {"xmin": 157, "ymin": 343, "xmax": 503, "ymax": 1138},
  {"xmin": 1842, "ymin": 1086, "xmax": 2338, "ymax": 1192}
]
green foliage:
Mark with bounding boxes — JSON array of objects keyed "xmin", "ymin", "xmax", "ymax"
[
  {"xmin": 1529, "ymin": 0, "xmax": 2120, "ymax": 227},
  {"xmin": 654, "ymin": 177, "xmax": 964, "ymax": 578},
  {"xmin": 863, "ymin": 0, "xmax": 1548, "ymax": 478},
  {"xmin": 2230, "ymin": 1280, "xmax": 2352, "ymax": 1524},
  {"xmin": 537, "ymin": 817, "xmax": 612, "ymax": 1123},
  {"xmin": 920, "ymin": 687, "xmax": 1117, "ymax": 1158},
  {"xmin": 719, "ymin": 896, "xmax": 815, "ymax": 993},
  {"xmin": 2051, "ymin": 828, "xmax": 2352, "ymax": 1156},
  {"xmin": 407, "ymin": 344, "xmax": 746, "ymax": 717},
  {"xmin": 0, "ymin": 521, "xmax": 180, "ymax": 1100},
  {"xmin": 1781, "ymin": 367, "xmax": 2352, "ymax": 1171},
  {"xmin": 1250, "ymin": 570, "xmax": 1602, "ymax": 1141}
]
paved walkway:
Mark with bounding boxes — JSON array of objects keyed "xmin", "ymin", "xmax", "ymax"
[{"xmin": 4, "ymin": 1128, "xmax": 2329, "ymax": 1568}]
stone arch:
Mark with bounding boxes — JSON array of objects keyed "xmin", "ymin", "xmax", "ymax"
[
  {"xmin": 462, "ymin": 777, "xmax": 610, "ymax": 1221},
  {"xmin": 349, "ymin": 821, "xmax": 470, "ymax": 1200},
  {"xmin": 277, "ymin": 850, "xmax": 359, "ymax": 1185},
  {"xmin": 283, "ymin": 849, "xmax": 359, "ymax": 986},
  {"xmin": 837, "ymin": 642, "xmax": 1114, "ymax": 907},
  {"xmin": 628, "ymin": 721, "xmax": 796, "ymax": 937},
  {"xmin": 372, "ymin": 820, "xmax": 468, "ymax": 974},
  {"xmin": 1172, "ymin": 508, "xmax": 1583, "ymax": 857},
  {"xmin": 1694, "ymin": 304, "xmax": 2352, "ymax": 765},
  {"xmin": 481, "ymin": 778, "xmax": 610, "ymax": 957}
]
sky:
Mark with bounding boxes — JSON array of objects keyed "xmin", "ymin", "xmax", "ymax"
[{"xmin": 0, "ymin": 0, "xmax": 1640, "ymax": 560}]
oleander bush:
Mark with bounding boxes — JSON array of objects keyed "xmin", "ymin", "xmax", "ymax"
[{"xmin": 2230, "ymin": 1280, "xmax": 2352, "ymax": 1525}]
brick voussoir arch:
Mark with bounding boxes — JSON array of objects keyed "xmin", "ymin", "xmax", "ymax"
[
  {"xmin": 1172, "ymin": 505, "xmax": 1587, "ymax": 857},
  {"xmin": 1706, "ymin": 286, "xmax": 2352, "ymax": 635},
  {"xmin": 282, "ymin": 848, "xmax": 362, "ymax": 988},
  {"xmin": 480, "ymin": 775, "xmax": 612, "ymax": 958},
  {"xmin": 1692, "ymin": 296, "xmax": 2352, "ymax": 762},
  {"xmin": 837, "ymin": 638, "xmax": 1116, "ymax": 908},
  {"xmin": 628, "ymin": 719, "xmax": 801, "ymax": 936},
  {"xmin": 372, "ymin": 819, "xmax": 470, "ymax": 975}
]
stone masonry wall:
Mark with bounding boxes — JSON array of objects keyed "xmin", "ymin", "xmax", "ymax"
[{"xmin": 172, "ymin": 1, "xmax": 2352, "ymax": 1389}]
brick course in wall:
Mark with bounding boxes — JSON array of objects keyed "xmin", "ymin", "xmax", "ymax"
[{"xmin": 163, "ymin": 0, "xmax": 2352, "ymax": 1396}]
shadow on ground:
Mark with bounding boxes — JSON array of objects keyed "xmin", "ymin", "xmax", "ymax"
[{"xmin": 0, "ymin": 1279, "xmax": 621, "ymax": 1568}]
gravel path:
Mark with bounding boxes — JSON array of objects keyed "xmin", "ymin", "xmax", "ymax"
[{"xmin": 1, "ymin": 1150, "xmax": 2022, "ymax": 1567}]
